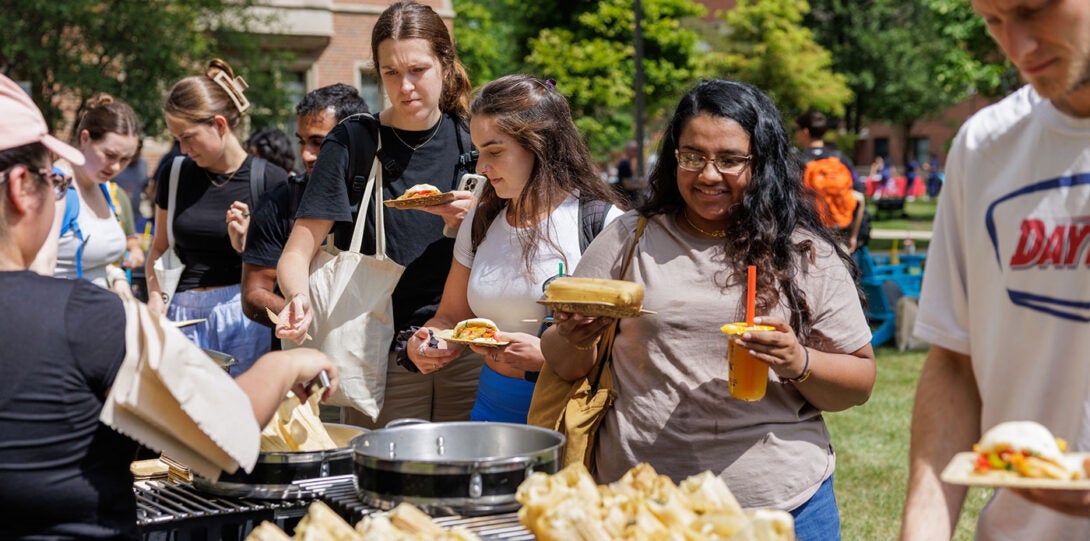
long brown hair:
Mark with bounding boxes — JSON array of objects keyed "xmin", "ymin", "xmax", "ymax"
[
  {"xmin": 469, "ymin": 74, "xmax": 623, "ymax": 276},
  {"xmin": 73, "ymin": 93, "xmax": 140, "ymax": 144},
  {"xmin": 163, "ymin": 58, "xmax": 249, "ymax": 131},
  {"xmin": 371, "ymin": 1, "xmax": 472, "ymax": 119}
]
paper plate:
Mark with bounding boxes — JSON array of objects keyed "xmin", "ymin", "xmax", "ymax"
[
  {"xmin": 384, "ymin": 192, "xmax": 455, "ymax": 209},
  {"xmin": 434, "ymin": 328, "xmax": 509, "ymax": 348},
  {"xmin": 536, "ymin": 300, "xmax": 655, "ymax": 319},
  {"xmin": 940, "ymin": 452, "xmax": 1090, "ymax": 489}
]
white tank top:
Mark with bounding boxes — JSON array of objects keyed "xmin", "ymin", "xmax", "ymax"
[{"xmin": 55, "ymin": 191, "xmax": 127, "ymax": 288}]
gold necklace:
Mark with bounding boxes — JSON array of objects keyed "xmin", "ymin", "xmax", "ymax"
[
  {"xmin": 682, "ymin": 211, "xmax": 727, "ymax": 238},
  {"xmin": 205, "ymin": 167, "xmax": 239, "ymax": 188},
  {"xmin": 390, "ymin": 116, "xmax": 443, "ymax": 151}
]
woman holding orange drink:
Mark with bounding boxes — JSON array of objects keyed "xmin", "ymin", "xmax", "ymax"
[{"xmin": 541, "ymin": 80, "xmax": 875, "ymax": 540}]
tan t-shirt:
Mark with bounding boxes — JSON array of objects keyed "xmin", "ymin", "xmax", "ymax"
[{"xmin": 573, "ymin": 211, "xmax": 870, "ymax": 511}]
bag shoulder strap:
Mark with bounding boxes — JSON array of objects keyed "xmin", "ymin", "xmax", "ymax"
[
  {"xmin": 59, "ymin": 186, "xmax": 81, "ymax": 238},
  {"xmin": 167, "ymin": 156, "xmax": 184, "ymax": 250},
  {"xmin": 249, "ymin": 157, "xmax": 267, "ymax": 206},
  {"xmin": 577, "ymin": 198, "xmax": 611, "ymax": 254},
  {"xmin": 588, "ymin": 215, "xmax": 648, "ymax": 389},
  {"xmin": 341, "ymin": 113, "xmax": 380, "ymax": 205},
  {"xmin": 346, "ymin": 131, "xmax": 386, "ymax": 258}
]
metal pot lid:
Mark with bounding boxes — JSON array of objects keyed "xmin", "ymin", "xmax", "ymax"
[{"xmin": 350, "ymin": 421, "xmax": 565, "ymax": 463}]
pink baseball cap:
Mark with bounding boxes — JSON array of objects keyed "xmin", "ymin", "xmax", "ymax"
[{"xmin": 0, "ymin": 73, "xmax": 84, "ymax": 166}]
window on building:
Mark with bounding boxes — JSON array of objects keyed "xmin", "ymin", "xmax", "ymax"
[
  {"xmin": 359, "ymin": 69, "xmax": 381, "ymax": 112},
  {"xmin": 910, "ymin": 137, "xmax": 930, "ymax": 166},
  {"xmin": 874, "ymin": 138, "xmax": 890, "ymax": 163}
]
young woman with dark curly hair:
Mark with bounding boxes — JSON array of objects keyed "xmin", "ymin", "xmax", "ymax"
[{"xmin": 542, "ymin": 79, "xmax": 876, "ymax": 540}]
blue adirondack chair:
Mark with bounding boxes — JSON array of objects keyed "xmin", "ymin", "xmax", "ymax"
[{"xmin": 855, "ymin": 247, "xmax": 924, "ymax": 347}]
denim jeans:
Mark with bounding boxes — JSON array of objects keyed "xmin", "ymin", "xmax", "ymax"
[{"xmin": 790, "ymin": 475, "xmax": 841, "ymax": 541}]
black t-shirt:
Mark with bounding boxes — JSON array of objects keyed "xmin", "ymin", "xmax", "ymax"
[
  {"xmin": 156, "ymin": 155, "xmax": 289, "ymax": 291},
  {"xmin": 0, "ymin": 271, "xmax": 137, "ymax": 539},
  {"xmin": 295, "ymin": 112, "xmax": 469, "ymax": 336},
  {"xmin": 242, "ymin": 174, "xmax": 307, "ymax": 268}
]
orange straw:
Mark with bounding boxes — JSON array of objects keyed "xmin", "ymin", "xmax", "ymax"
[{"xmin": 746, "ymin": 265, "xmax": 756, "ymax": 326}]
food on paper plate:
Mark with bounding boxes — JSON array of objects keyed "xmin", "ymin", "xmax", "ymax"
[
  {"xmin": 972, "ymin": 421, "xmax": 1083, "ymax": 480},
  {"xmin": 397, "ymin": 183, "xmax": 442, "ymax": 199},
  {"xmin": 246, "ymin": 501, "xmax": 483, "ymax": 541},
  {"xmin": 452, "ymin": 318, "xmax": 500, "ymax": 343},
  {"xmin": 543, "ymin": 277, "xmax": 644, "ymax": 310},
  {"xmin": 259, "ymin": 391, "xmax": 338, "ymax": 453},
  {"xmin": 516, "ymin": 462, "xmax": 795, "ymax": 540}
]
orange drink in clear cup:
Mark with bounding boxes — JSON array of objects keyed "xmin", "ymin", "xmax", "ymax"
[{"xmin": 721, "ymin": 322, "xmax": 775, "ymax": 401}]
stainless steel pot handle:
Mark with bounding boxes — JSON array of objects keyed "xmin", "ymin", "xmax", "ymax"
[{"xmin": 384, "ymin": 418, "xmax": 430, "ymax": 428}]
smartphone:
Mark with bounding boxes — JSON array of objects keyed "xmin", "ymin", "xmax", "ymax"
[{"xmin": 457, "ymin": 173, "xmax": 487, "ymax": 196}]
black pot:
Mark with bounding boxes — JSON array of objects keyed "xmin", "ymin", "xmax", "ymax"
[
  {"xmin": 350, "ymin": 420, "xmax": 565, "ymax": 516},
  {"xmin": 193, "ymin": 423, "xmax": 365, "ymax": 499}
]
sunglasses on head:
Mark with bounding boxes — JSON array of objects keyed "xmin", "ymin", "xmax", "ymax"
[{"xmin": 0, "ymin": 165, "xmax": 71, "ymax": 201}]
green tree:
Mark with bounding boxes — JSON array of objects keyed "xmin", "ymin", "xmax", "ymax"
[
  {"xmin": 523, "ymin": 0, "xmax": 709, "ymax": 160},
  {"xmin": 805, "ymin": 0, "xmax": 1015, "ymax": 163},
  {"xmin": 0, "ymin": 0, "xmax": 294, "ymax": 137},
  {"xmin": 711, "ymin": 0, "xmax": 853, "ymax": 119}
]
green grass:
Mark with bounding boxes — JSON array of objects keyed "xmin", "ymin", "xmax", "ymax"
[
  {"xmin": 828, "ymin": 347, "xmax": 991, "ymax": 540},
  {"xmin": 867, "ymin": 198, "xmax": 937, "ymax": 252}
]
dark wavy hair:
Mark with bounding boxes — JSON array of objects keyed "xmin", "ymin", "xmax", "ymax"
[
  {"xmin": 371, "ymin": 1, "xmax": 472, "ymax": 120},
  {"xmin": 246, "ymin": 127, "xmax": 295, "ymax": 174},
  {"xmin": 469, "ymin": 74, "xmax": 623, "ymax": 276},
  {"xmin": 296, "ymin": 83, "xmax": 369, "ymax": 122},
  {"xmin": 641, "ymin": 79, "xmax": 861, "ymax": 342}
]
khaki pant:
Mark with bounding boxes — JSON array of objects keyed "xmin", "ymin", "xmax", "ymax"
[{"xmin": 341, "ymin": 350, "xmax": 483, "ymax": 429}]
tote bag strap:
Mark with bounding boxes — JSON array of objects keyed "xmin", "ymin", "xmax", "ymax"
[
  {"xmin": 167, "ymin": 156, "xmax": 184, "ymax": 250},
  {"xmin": 346, "ymin": 133, "xmax": 388, "ymax": 259},
  {"xmin": 588, "ymin": 215, "xmax": 648, "ymax": 390}
]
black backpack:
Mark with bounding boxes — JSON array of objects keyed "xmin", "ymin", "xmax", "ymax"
[{"xmin": 339, "ymin": 113, "xmax": 476, "ymax": 208}]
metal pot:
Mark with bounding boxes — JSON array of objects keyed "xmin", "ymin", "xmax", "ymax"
[
  {"xmin": 193, "ymin": 423, "xmax": 365, "ymax": 499},
  {"xmin": 350, "ymin": 420, "xmax": 565, "ymax": 516}
]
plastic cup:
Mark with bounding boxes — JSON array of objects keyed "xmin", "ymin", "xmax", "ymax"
[{"xmin": 720, "ymin": 322, "xmax": 775, "ymax": 401}]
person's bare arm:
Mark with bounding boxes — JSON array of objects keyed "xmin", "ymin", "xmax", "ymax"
[
  {"xmin": 234, "ymin": 348, "xmax": 338, "ymax": 427},
  {"xmin": 241, "ymin": 262, "xmax": 282, "ymax": 328},
  {"xmin": 275, "ymin": 217, "xmax": 331, "ymax": 344},
  {"xmin": 539, "ymin": 312, "xmax": 616, "ymax": 381},
  {"xmin": 144, "ymin": 206, "xmax": 171, "ymax": 314},
  {"xmin": 900, "ymin": 345, "xmax": 980, "ymax": 541}
]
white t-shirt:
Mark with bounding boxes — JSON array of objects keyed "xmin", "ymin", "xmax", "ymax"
[
  {"xmin": 574, "ymin": 211, "xmax": 870, "ymax": 511},
  {"xmin": 55, "ymin": 190, "xmax": 126, "ymax": 288},
  {"xmin": 453, "ymin": 194, "xmax": 623, "ymax": 333},
  {"xmin": 915, "ymin": 85, "xmax": 1090, "ymax": 540}
]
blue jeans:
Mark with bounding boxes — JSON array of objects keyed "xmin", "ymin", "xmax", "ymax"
[{"xmin": 790, "ymin": 475, "xmax": 841, "ymax": 541}]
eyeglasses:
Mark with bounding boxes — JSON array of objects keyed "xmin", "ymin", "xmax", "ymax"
[
  {"xmin": 1, "ymin": 165, "xmax": 72, "ymax": 201},
  {"xmin": 675, "ymin": 150, "xmax": 752, "ymax": 176}
]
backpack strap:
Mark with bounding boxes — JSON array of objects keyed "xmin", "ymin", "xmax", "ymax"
[
  {"xmin": 577, "ymin": 198, "xmax": 612, "ymax": 254},
  {"xmin": 167, "ymin": 156, "xmax": 184, "ymax": 251},
  {"xmin": 59, "ymin": 186, "xmax": 82, "ymax": 239},
  {"xmin": 249, "ymin": 157, "xmax": 267, "ymax": 206},
  {"xmin": 101, "ymin": 182, "xmax": 120, "ymax": 221},
  {"xmin": 341, "ymin": 113, "xmax": 381, "ymax": 207}
]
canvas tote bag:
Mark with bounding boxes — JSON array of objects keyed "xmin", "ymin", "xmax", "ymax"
[
  {"xmin": 152, "ymin": 156, "xmax": 186, "ymax": 305},
  {"xmin": 301, "ymin": 135, "xmax": 404, "ymax": 421},
  {"xmin": 527, "ymin": 216, "xmax": 647, "ymax": 470}
]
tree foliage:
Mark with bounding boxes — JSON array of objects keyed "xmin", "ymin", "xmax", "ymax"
[
  {"xmin": 0, "ymin": 0, "xmax": 295, "ymax": 137},
  {"xmin": 711, "ymin": 0, "xmax": 853, "ymax": 119},
  {"xmin": 805, "ymin": 0, "xmax": 1015, "ymax": 158},
  {"xmin": 523, "ymin": 0, "xmax": 709, "ymax": 160}
]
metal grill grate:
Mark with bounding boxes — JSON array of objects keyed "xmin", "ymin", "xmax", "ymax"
[
  {"xmin": 320, "ymin": 482, "xmax": 534, "ymax": 540},
  {"xmin": 135, "ymin": 476, "xmax": 534, "ymax": 540}
]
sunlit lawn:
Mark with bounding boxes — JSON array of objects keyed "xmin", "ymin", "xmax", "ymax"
[{"xmin": 828, "ymin": 346, "xmax": 991, "ymax": 540}]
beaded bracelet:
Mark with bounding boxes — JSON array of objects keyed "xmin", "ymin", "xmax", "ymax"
[{"xmin": 787, "ymin": 345, "xmax": 812, "ymax": 383}]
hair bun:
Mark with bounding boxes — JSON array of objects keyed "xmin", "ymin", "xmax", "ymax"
[{"xmin": 83, "ymin": 92, "xmax": 116, "ymax": 109}]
